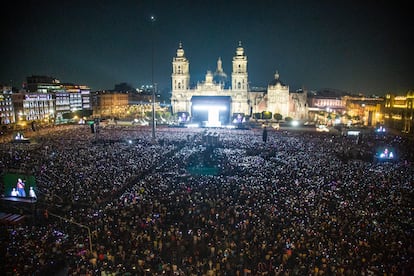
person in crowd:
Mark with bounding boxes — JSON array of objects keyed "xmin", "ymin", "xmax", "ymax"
[{"xmin": 262, "ymin": 126, "xmax": 268, "ymax": 143}]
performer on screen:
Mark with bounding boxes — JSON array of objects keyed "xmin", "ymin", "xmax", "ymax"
[
  {"xmin": 16, "ymin": 178, "xmax": 26, "ymax": 197},
  {"xmin": 29, "ymin": 186, "xmax": 37, "ymax": 199}
]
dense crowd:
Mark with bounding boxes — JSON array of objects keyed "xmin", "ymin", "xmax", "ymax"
[{"xmin": 0, "ymin": 124, "xmax": 413, "ymax": 275}]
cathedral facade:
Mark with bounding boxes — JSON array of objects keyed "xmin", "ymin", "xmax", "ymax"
[{"xmin": 170, "ymin": 42, "xmax": 307, "ymax": 126}]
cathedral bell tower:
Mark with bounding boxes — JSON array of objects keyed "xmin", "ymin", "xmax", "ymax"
[
  {"xmin": 171, "ymin": 42, "xmax": 190, "ymax": 91},
  {"xmin": 171, "ymin": 42, "xmax": 190, "ymax": 114},
  {"xmin": 231, "ymin": 41, "xmax": 248, "ymax": 92},
  {"xmin": 231, "ymin": 41, "xmax": 249, "ymax": 115}
]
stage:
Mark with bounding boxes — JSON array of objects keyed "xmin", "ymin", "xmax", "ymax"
[
  {"xmin": 11, "ymin": 138, "xmax": 31, "ymax": 144},
  {"xmin": 1, "ymin": 196, "xmax": 37, "ymax": 204},
  {"xmin": 0, "ymin": 197, "xmax": 36, "ymax": 225}
]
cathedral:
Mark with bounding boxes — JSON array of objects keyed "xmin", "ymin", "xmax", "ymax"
[{"xmin": 170, "ymin": 42, "xmax": 307, "ymax": 126}]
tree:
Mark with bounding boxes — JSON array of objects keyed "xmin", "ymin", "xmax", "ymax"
[
  {"xmin": 262, "ymin": 111, "xmax": 272, "ymax": 120},
  {"xmin": 113, "ymin": 82, "xmax": 135, "ymax": 92},
  {"xmin": 253, "ymin": 113, "xmax": 262, "ymax": 119},
  {"xmin": 274, "ymin": 113, "xmax": 283, "ymax": 122}
]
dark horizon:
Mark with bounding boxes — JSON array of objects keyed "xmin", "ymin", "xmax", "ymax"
[{"xmin": 1, "ymin": 0, "xmax": 412, "ymax": 96}]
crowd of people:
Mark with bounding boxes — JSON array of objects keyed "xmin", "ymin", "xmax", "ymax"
[{"xmin": 0, "ymin": 123, "xmax": 413, "ymax": 275}]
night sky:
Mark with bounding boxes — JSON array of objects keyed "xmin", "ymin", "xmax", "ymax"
[{"xmin": 1, "ymin": 0, "xmax": 412, "ymax": 96}]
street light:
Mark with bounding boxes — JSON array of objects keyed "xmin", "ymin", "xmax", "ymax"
[
  {"xmin": 49, "ymin": 212, "xmax": 93, "ymax": 254},
  {"xmin": 150, "ymin": 14, "xmax": 156, "ymax": 143}
]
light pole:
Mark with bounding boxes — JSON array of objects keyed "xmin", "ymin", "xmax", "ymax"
[
  {"xmin": 49, "ymin": 212, "xmax": 93, "ymax": 254},
  {"xmin": 150, "ymin": 14, "xmax": 156, "ymax": 143}
]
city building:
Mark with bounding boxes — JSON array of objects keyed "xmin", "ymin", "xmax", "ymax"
[
  {"xmin": 384, "ymin": 91, "xmax": 414, "ymax": 133},
  {"xmin": 94, "ymin": 92, "xmax": 129, "ymax": 119},
  {"xmin": 307, "ymin": 94, "xmax": 346, "ymax": 125},
  {"xmin": 344, "ymin": 95, "xmax": 384, "ymax": 127},
  {"xmin": 54, "ymin": 91, "xmax": 71, "ymax": 124},
  {"xmin": 61, "ymin": 83, "xmax": 92, "ymax": 120},
  {"xmin": 25, "ymin": 75, "xmax": 62, "ymax": 93},
  {"xmin": 306, "ymin": 91, "xmax": 384, "ymax": 127},
  {"xmin": 18, "ymin": 76, "xmax": 93, "ymax": 124},
  {"xmin": 11, "ymin": 92, "xmax": 54, "ymax": 126},
  {"xmin": 1, "ymin": 86, "xmax": 15, "ymax": 125}
]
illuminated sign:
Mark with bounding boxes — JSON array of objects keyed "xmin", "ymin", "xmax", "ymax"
[{"xmin": 25, "ymin": 94, "xmax": 52, "ymax": 100}]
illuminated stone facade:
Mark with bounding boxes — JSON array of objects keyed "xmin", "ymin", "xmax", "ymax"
[
  {"xmin": 170, "ymin": 42, "xmax": 307, "ymax": 123},
  {"xmin": 267, "ymin": 71, "xmax": 290, "ymax": 118},
  {"xmin": 171, "ymin": 42, "xmax": 250, "ymax": 123}
]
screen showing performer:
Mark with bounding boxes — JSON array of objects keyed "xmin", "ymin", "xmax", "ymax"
[
  {"xmin": 2, "ymin": 173, "xmax": 36, "ymax": 199},
  {"xmin": 16, "ymin": 178, "xmax": 26, "ymax": 197}
]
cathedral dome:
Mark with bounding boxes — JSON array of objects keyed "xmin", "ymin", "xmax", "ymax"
[
  {"xmin": 213, "ymin": 72, "xmax": 228, "ymax": 84},
  {"xmin": 213, "ymin": 57, "xmax": 228, "ymax": 86}
]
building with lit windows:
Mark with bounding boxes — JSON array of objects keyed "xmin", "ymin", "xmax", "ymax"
[
  {"xmin": 0, "ymin": 88, "xmax": 15, "ymax": 125},
  {"xmin": 290, "ymin": 89, "xmax": 308, "ymax": 121},
  {"xmin": 384, "ymin": 91, "xmax": 414, "ymax": 133},
  {"xmin": 344, "ymin": 96, "xmax": 384, "ymax": 127},
  {"xmin": 20, "ymin": 76, "xmax": 93, "ymax": 124},
  {"xmin": 170, "ymin": 42, "xmax": 307, "ymax": 126},
  {"xmin": 11, "ymin": 92, "xmax": 54, "ymax": 125},
  {"xmin": 94, "ymin": 92, "xmax": 130, "ymax": 118},
  {"xmin": 61, "ymin": 84, "xmax": 92, "ymax": 119},
  {"xmin": 306, "ymin": 92, "xmax": 384, "ymax": 127},
  {"xmin": 25, "ymin": 75, "xmax": 62, "ymax": 93},
  {"xmin": 54, "ymin": 91, "xmax": 71, "ymax": 123}
]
